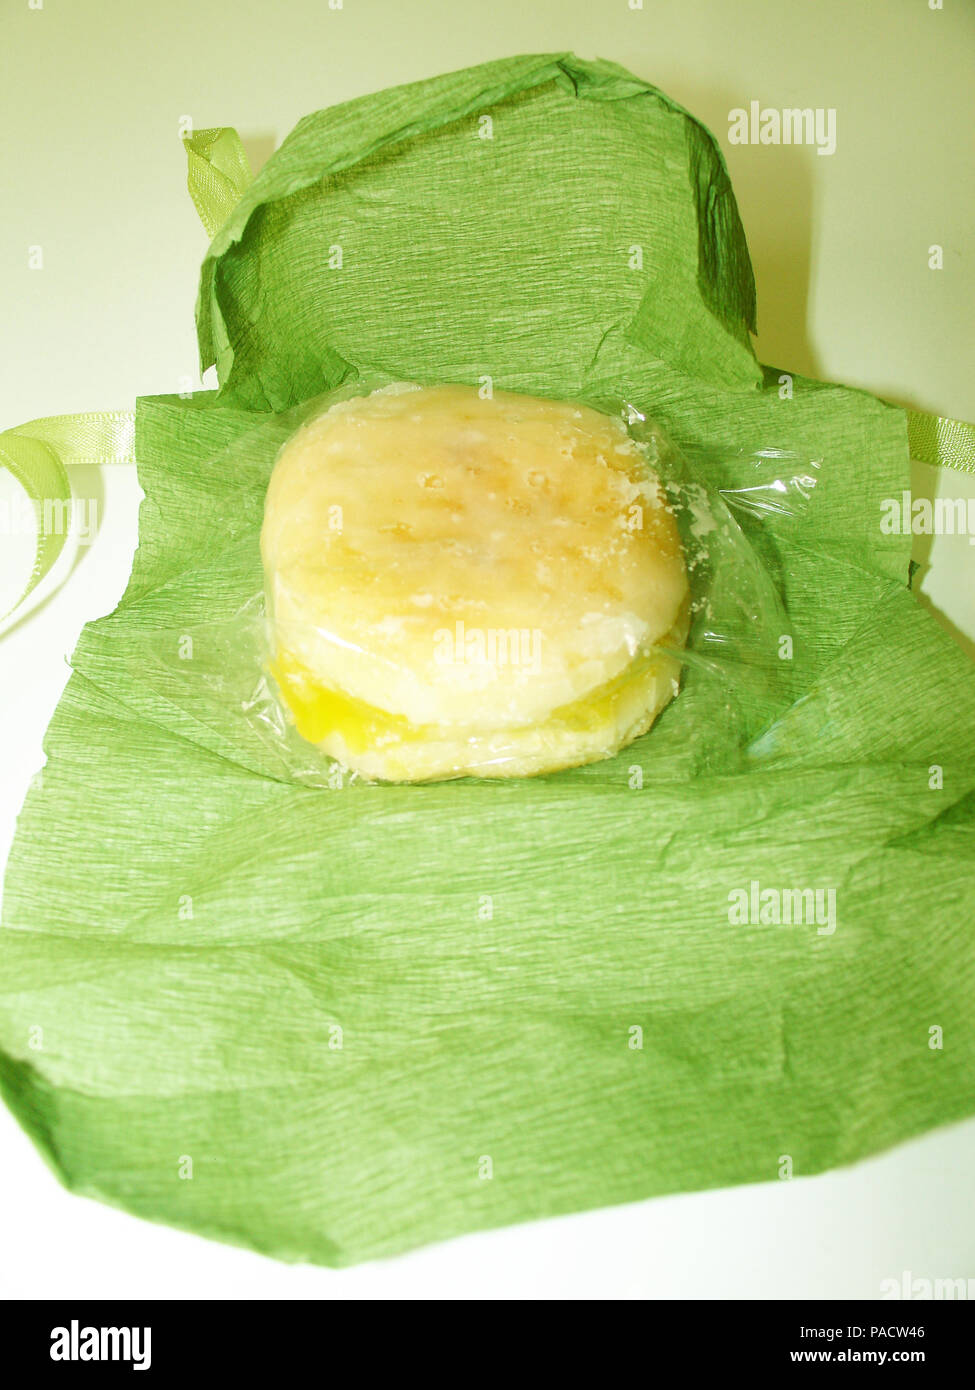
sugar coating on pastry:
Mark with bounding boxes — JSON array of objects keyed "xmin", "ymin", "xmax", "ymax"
[{"xmin": 260, "ymin": 383, "xmax": 689, "ymax": 781}]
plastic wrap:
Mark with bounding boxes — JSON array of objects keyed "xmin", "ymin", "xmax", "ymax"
[{"xmin": 161, "ymin": 377, "xmax": 821, "ymax": 785}]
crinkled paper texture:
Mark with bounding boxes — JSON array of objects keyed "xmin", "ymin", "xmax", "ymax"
[{"xmin": 2, "ymin": 53, "xmax": 974, "ymax": 1266}]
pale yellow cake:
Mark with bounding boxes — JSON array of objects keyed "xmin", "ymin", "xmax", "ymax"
[{"xmin": 260, "ymin": 383, "xmax": 689, "ymax": 780}]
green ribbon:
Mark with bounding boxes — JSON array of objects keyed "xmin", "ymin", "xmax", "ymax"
[
  {"xmin": 183, "ymin": 127, "xmax": 254, "ymax": 239},
  {"xmin": 907, "ymin": 409, "xmax": 975, "ymax": 475},
  {"xmin": 0, "ymin": 412, "xmax": 135, "ymax": 626}
]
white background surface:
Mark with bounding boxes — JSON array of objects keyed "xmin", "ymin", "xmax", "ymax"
[{"xmin": 1, "ymin": 0, "xmax": 973, "ymax": 1299}]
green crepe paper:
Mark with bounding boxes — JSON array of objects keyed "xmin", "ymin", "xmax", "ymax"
[
  {"xmin": 2, "ymin": 53, "xmax": 975, "ymax": 1266},
  {"xmin": 196, "ymin": 52, "xmax": 762, "ymax": 405}
]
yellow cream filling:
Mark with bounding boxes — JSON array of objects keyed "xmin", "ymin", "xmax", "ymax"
[{"xmin": 270, "ymin": 645, "xmax": 676, "ymax": 755}]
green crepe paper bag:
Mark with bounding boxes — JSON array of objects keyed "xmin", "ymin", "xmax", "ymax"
[{"xmin": 2, "ymin": 53, "xmax": 975, "ymax": 1266}]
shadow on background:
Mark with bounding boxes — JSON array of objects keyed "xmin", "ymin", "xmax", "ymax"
[
  {"xmin": 241, "ymin": 133, "xmax": 277, "ymax": 177},
  {"xmin": 662, "ymin": 77, "xmax": 821, "ymax": 383}
]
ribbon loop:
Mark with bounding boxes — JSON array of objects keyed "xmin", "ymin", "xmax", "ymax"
[
  {"xmin": 907, "ymin": 409, "xmax": 975, "ymax": 475},
  {"xmin": 0, "ymin": 411, "xmax": 135, "ymax": 628},
  {"xmin": 183, "ymin": 127, "xmax": 254, "ymax": 239}
]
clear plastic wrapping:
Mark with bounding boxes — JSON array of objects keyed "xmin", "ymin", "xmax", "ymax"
[{"xmin": 156, "ymin": 377, "xmax": 820, "ymax": 785}]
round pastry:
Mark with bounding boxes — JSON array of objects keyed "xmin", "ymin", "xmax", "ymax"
[{"xmin": 260, "ymin": 383, "xmax": 689, "ymax": 781}]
